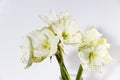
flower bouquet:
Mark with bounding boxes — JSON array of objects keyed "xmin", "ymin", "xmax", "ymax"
[{"xmin": 20, "ymin": 11, "xmax": 112, "ymax": 80}]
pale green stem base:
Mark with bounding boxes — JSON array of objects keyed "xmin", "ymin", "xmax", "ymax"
[
  {"xmin": 55, "ymin": 53, "xmax": 71, "ymax": 80},
  {"xmin": 55, "ymin": 44, "xmax": 71, "ymax": 80}
]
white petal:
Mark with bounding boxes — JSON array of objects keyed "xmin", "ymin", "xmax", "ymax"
[
  {"xmin": 39, "ymin": 11, "xmax": 58, "ymax": 25},
  {"xmin": 41, "ymin": 28, "xmax": 59, "ymax": 56},
  {"xmin": 84, "ymin": 27, "xmax": 102, "ymax": 42},
  {"xmin": 21, "ymin": 36, "xmax": 31, "ymax": 63}
]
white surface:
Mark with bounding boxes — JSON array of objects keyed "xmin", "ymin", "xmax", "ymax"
[{"xmin": 0, "ymin": 0, "xmax": 120, "ymax": 80}]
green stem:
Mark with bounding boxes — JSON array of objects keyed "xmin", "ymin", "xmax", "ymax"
[
  {"xmin": 76, "ymin": 64, "xmax": 83, "ymax": 80},
  {"xmin": 55, "ymin": 44, "xmax": 71, "ymax": 80}
]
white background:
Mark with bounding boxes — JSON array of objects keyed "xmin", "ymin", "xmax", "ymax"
[{"xmin": 0, "ymin": 0, "xmax": 120, "ymax": 80}]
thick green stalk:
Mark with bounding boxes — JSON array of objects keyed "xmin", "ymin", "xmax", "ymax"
[
  {"xmin": 76, "ymin": 64, "xmax": 83, "ymax": 80},
  {"xmin": 55, "ymin": 44, "xmax": 71, "ymax": 80}
]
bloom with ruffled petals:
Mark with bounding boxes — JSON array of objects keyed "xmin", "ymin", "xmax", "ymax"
[
  {"xmin": 78, "ymin": 27, "xmax": 112, "ymax": 71},
  {"xmin": 40, "ymin": 11, "xmax": 82, "ymax": 45},
  {"xmin": 21, "ymin": 28, "xmax": 59, "ymax": 68}
]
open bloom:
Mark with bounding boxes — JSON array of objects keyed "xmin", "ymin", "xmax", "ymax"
[
  {"xmin": 40, "ymin": 11, "xmax": 81, "ymax": 45},
  {"xmin": 78, "ymin": 27, "xmax": 112, "ymax": 71},
  {"xmin": 21, "ymin": 27, "xmax": 59, "ymax": 68}
]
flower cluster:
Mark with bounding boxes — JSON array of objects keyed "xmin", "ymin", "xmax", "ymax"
[{"xmin": 21, "ymin": 11, "xmax": 112, "ymax": 80}]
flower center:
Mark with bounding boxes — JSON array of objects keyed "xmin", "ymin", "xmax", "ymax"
[
  {"xmin": 88, "ymin": 52, "xmax": 97, "ymax": 62},
  {"xmin": 62, "ymin": 31, "xmax": 69, "ymax": 40},
  {"xmin": 42, "ymin": 39, "xmax": 50, "ymax": 50}
]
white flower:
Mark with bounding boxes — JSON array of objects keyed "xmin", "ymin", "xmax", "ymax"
[
  {"xmin": 21, "ymin": 27, "xmax": 59, "ymax": 68},
  {"xmin": 52, "ymin": 17, "xmax": 81, "ymax": 45},
  {"xmin": 78, "ymin": 27, "xmax": 112, "ymax": 71},
  {"xmin": 78, "ymin": 39, "xmax": 112, "ymax": 71},
  {"xmin": 40, "ymin": 11, "xmax": 82, "ymax": 45}
]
